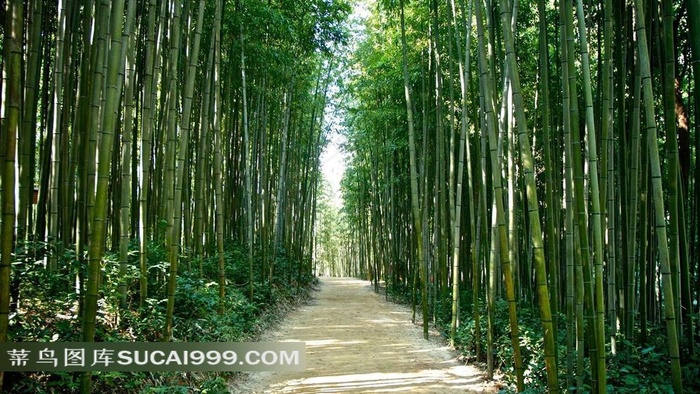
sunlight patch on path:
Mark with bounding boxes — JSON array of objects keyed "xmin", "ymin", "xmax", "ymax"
[
  {"xmin": 266, "ymin": 368, "xmax": 485, "ymax": 393},
  {"xmin": 232, "ymin": 277, "xmax": 495, "ymax": 393}
]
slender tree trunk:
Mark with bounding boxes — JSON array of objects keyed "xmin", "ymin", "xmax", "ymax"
[
  {"xmin": 449, "ymin": 0, "xmax": 473, "ymax": 345},
  {"xmin": 400, "ymin": 0, "xmax": 428, "ymax": 339},
  {"xmin": 563, "ymin": 0, "xmax": 601, "ymax": 383},
  {"xmin": 239, "ymin": 0, "xmax": 255, "ymax": 300},
  {"xmin": 0, "ymin": 0, "xmax": 23, "ymax": 386},
  {"xmin": 475, "ymin": 0, "xmax": 524, "ymax": 387},
  {"xmin": 573, "ymin": 0, "xmax": 608, "ymax": 388},
  {"xmin": 661, "ymin": 0, "xmax": 683, "ymax": 343},
  {"xmin": 162, "ymin": 0, "xmax": 184, "ymax": 341},
  {"xmin": 539, "ymin": 0, "xmax": 558, "ymax": 336},
  {"xmin": 273, "ymin": 85, "xmax": 293, "ymax": 280},
  {"xmin": 634, "ymin": 0, "xmax": 683, "ymax": 390},
  {"xmin": 82, "ymin": 0, "xmax": 128, "ymax": 391},
  {"xmin": 213, "ymin": 0, "xmax": 225, "ymax": 314},
  {"xmin": 626, "ymin": 63, "xmax": 642, "ymax": 345},
  {"xmin": 119, "ymin": 0, "xmax": 138, "ymax": 309},
  {"xmin": 498, "ymin": 0, "xmax": 559, "ymax": 388},
  {"xmin": 18, "ymin": 0, "xmax": 44, "ymax": 243}
]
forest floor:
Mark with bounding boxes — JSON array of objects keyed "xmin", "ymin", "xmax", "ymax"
[{"xmin": 230, "ymin": 277, "xmax": 498, "ymax": 393}]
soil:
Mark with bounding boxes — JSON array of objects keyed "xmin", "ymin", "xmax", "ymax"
[{"xmin": 230, "ymin": 277, "xmax": 498, "ymax": 393}]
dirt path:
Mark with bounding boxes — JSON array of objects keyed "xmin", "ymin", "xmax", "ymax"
[{"xmin": 231, "ymin": 277, "xmax": 496, "ymax": 393}]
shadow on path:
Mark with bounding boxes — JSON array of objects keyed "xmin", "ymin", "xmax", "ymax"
[{"xmin": 232, "ymin": 277, "xmax": 495, "ymax": 393}]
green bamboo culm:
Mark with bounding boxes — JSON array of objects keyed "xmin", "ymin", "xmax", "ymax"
[
  {"xmin": 162, "ymin": 0, "xmax": 183, "ymax": 343},
  {"xmin": 573, "ymin": 0, "xmax": 608, "ymax": 389},
  {"xmin": 562, "ymin": 0, "xmax": 602, "ymax": 385},
  {"xmin": 81, "ymin": 0, "xmax": 128, "ymax": 391},
  {"xmin": 0, "ymin": 0, "xmax": 23, "ymax": 387},
  {"xmin": 475, "ymin": 0, "xmax": 525, "ymax": 388},
  {"xmin": 634, "ymin": 0, "xmax": 683, "ymax": 391},
  {"xmin": 498, "ymin": 0, "xmax": 559, "ymax": 389},
  {"xmin": 399, "ymin": 0, "xmax": 429, "ymax": 340}
]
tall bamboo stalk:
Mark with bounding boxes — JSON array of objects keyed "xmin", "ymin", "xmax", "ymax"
[
  {"xmin": 634, "ymin": 0, "xmax": 683, "ymax": 390},
  {"xmin": 82, "ymin": 0, "xmax": 128, "ymax": 391},
  {"xmin": 475, "ymin": 0, "xmax": 524, "ymax": 387},
  {"xmin": 399, "ymin": 0, "xmax": 428, "ymax": 339},
  {"xmin": 0, "ymin": 0, "xmax": 23, "ymax": 386}
]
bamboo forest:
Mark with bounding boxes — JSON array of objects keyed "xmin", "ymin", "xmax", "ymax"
[{"xmin": 0, "ymin": 0, "xmax": 699, "ymax": 392}]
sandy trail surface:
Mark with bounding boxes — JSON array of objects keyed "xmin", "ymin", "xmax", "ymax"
[{"xmin": 231, "ymin": 277, "xmax": 496, "ymax": 393}]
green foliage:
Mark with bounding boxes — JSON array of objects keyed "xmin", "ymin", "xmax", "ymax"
[
  {"xmin": 140, "ymin": 373, "xmax": 229, "ymax": 394},
  {"xmin": 437, "ymin": 290, "xmax": 700, "ymax": 393},
  {"xmin": 199, "ymin": 243, "xmax": 247, "ymax": 285},
  {"xmin": 118, "ymin": 299, "xmax": 167, "ymax": 342},
  {"xmin": 452, "ymin": 298, "xmax": 548, "ymax": 390},
  {"xmin": 172, "ymin": 276, "xmax": 257, "ymax": 341},
  {"xmin": 606, "ymin": 331, "xmax": 700, "ymax": 393},
  {"xmin": 6, "ymin": 240, "xmax": 315, "ymax": 393},
  {"xmin": 385, "ymin": 281, "xmax": 414, "ymax": 305}
]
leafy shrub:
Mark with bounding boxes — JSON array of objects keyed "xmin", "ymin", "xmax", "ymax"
[
  {"xmin": 437, "ymin": 289, "xmax": 700, "ymax": 393},
  {"xmin": 6, "ymin": 240, "xmax": 316, "ymax": 393}
]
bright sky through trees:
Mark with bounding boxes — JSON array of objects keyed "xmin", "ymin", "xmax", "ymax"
[
  {"xmin": 320, "ymin": 0, "xmax": 370, "ymax": 207},
  {"xmin": 320, "ymin": 131, "xmax": 347, "ymax": 208}
]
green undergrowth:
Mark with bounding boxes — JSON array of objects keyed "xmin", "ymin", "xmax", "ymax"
[
  {"xmin": 454, "ymin": 298, "xmax": 700, "ymax": 393},
  {"xmin": 5, "ymin": 241, "xmax": 317, "ymax": 393},
  {"xmin": 383, "ymin": 282, "xmax": 700, "ymax": 393}
]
